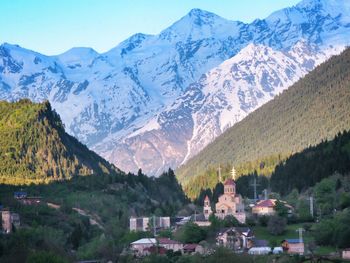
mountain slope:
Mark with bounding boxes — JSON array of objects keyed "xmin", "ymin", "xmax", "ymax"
[
  {"xmin": 0, "ymin": 99, "xmax": 119, "ymax": 184},
  {"xmin": 270, "ymin": 130, "xmax": 350, "ymax": 194},
  {"xmin": 177, "ymin": 47, "xmax": 350, "ymax": 185},
  {"xmin": 1, "ymin": 0, "xmax": 350, "ymax": 175},
  {"xmin": 112, "ymin": 41, "xmax": 341, "ymax": 175}
]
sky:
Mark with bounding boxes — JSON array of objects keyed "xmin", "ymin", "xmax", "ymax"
[{"xmin": 0, "ymin": 0, "xmax": 301, "ymax": 55}]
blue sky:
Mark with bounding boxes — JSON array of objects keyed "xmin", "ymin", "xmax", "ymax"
[{"xmin": 0, "ymin": 0, "xmax": 301, "ymax": 55}]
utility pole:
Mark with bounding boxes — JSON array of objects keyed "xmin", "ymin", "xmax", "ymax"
[
  {"xmin": 153, "ymin": 215, "xmax": 156, "ymax": 237},
  {"xmin": 218, "ymin": 165, "xmax": 222, "ymax": 183},
  {"xmin": 263, "ymin": 189, "xmax": 268, "ymax": 200},
  {"xmin": 250, "ymin": 176, "xmax": 260, "ymax": 203},
  {"xmin": 296, "ymin": 228, "xmax": 305, "ymax": 243},
  {"xmin": 310, "ymin": 196, "xmax": 314, "ymax": 218}
]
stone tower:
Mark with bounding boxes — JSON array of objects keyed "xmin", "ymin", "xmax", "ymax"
[
  {"xmin": 203, "ymin": 195, "xmax": 213, "ymax": 220},
  {"xmin": 2, "ymin": 210, "xmax": 12, "ymax": 233}
]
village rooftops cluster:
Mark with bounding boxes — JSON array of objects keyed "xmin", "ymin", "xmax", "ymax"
[{"xmin": 128, "ymin": 227, "xmax": 306, "ymax": 257}]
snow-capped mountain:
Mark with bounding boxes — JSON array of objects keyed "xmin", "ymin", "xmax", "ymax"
[
  {"xmin": 0, "ymin": 0, "xmax": 350, "ymax": 175},
  {"xmin": 102, "ymin": 41, "xmax": 342, "ymax": 174}
]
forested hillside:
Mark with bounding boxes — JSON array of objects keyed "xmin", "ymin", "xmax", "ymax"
[
  {"xmin": 0, "ymin": 99, "xmax": 120, "ymax": 184},
  {"xmin": 270, "ymin": 130, "xmax": 350, "ymax": 194},
  {"xmin": 178, "ymin": 48, "xmax": 350, "ymax": 195}
]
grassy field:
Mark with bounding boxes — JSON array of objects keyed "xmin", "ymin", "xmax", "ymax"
[{"xmin": 252, "ymin": 223, "xmax": 338, "ymax": 256}]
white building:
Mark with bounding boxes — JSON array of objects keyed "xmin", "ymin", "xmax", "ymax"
[
  {"xmin": 130, "ymin": 238, "xmax": 157, "ymax": 256},
  {"xmin": 129, "ymin": 216, "xmax": 170, "ymax": 232},
  {"xmin": 248, "ymin": 247, "xmax": 271, "ymax": 255}
]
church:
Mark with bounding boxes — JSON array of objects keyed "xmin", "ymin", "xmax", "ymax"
[{"xmin": 203, "ymin": 178, "xmax": 246, "ymax": 223}]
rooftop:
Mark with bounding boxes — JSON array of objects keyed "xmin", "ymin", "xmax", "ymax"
[
  {"xmin": 254, "ymin": 199, "xmax": 275, "ymax": 208},
  {"xmin": 224, "ymin": 179, "xmax": 235, "ymax": 186},
  {"xmin": 157, "ymin": 238, "xmax": 182, "ymax": 245},
  {"xmin": 131, "ymin": 238, "xmax": 156, "ymax": 245},
  {"xmin": 285, "ymin": 239, "xmax": 303, "ymax": 244},
  {"xmin": 183, "ymin": 244, "xmax": 199, "ymax": 250}
]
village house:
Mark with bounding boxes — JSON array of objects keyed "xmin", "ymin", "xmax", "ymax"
[
  {"xmin": 158, "ymin": 238, "xmax": 183, "ymax": 252},
  {"xmin": 1, "ymin": 210, "xmax": 20, "ymax": 234},
  {"xmin": 143, "ymin": 246, "xmax": 167, "ymax": 256},
  {"xmin": 129, "ymin": 216, "xmax": 170, "ymax": 232},
  {"xmin": 252, "ymin": 199, "xmax": 293, "ymax": 216},
  {"xmin": 183, "ymin": 244, "xmax": 204, "ymax": 255},
  {"xmin": 343, "ymin": 249, "xmax": 350, "ymax": 260},
  {"xmin": 130, "ymin": 238, "xmax": 183, "ymax": 256},
  {"xmin": 214, "ymin": 179, "xmax": 246, "ymax": 223},
  {"xmin": 281, "ymin": 239, "xmax": 304, "ymax": 255},
  {"xmin": 216, "ymin": 227, "xmax": 254, "ymax": 251},
  {"xmin": 130, "ymin": 238, "xmax": 157, "ymax": 256}
]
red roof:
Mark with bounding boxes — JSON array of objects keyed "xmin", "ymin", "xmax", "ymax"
[
  {"xmin": 157, "ymin": 238, "xmax": 181, "ymax": 245},
  {"xmin": 204, "ymin": 195, "xmax": 210, "ymax": 201},
  {"xmin": 183, "ymin": 244, "xmax": 198, "ymax": 250},
  {"xmin": 255, "ymin": 199, "xmax": 275, "ymax": 208},
  {"xmin": 224, "ymin": 179, "xmax": 235, "ymax": 185}
]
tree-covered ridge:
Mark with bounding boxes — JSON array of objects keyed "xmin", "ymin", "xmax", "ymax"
[
  {"xmin": 271, "ymin": 130, "xmax": 350, "ymax": 195},
  {"xmin": 177, "ymin": 47, "xmax": 350, "ymax": 189},
  {"xmin": 183, "ymin": 154, "xmax": 285, "ymax": 200},
  {"xmin": 0, "ymin": 99, "xmax": 119, "ymax": 184}
]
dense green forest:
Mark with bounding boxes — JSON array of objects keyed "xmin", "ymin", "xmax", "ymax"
[
  {"xmin": 177, "ymin": 48, "xmax": 350, "ymax": 194},
  {"xmin": 270, "ymin": 130, "xmax": 350, "ymax": 194},
  {"xmin": 0, "ymin": 99, "xmax": 121, "ymax": 184},
  {"xmin": 194, "ymin": 130, "xmax": 350, "ymax": 205}
]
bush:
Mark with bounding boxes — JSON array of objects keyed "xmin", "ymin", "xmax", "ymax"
[
  {"xmin": 258, "ymin": 215, "xmax": 269, "ymax": 227},
  {"xmin": 267, "ymin": 216, "xmax": 286, "ymax": 235},
  {"xmin": 27, "ymin": 251, "xmax": 68, "ymax": 263},
  {"xmin": 176, "ymin": 222, "xmax": 207, "ymax": 244}
]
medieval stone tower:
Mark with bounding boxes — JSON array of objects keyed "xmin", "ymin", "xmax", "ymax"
[{"xmin": 203, "ymin": 195, "xmax": 213, "ymax": 220}]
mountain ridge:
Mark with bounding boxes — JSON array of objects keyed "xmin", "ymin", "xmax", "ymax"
[
  {"xmin": 177, "ymin": 47, "xmax": 350, "ymax": 187},
  {"xmin": 1, "ymin": 0, "xmax": 350, "ymax": 175},
  {"xmin": 0, "ymin": 99, "xmax": 120, "ymax": 184}
]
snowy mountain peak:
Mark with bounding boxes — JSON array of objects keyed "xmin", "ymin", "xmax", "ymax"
[
  {"xmin": 267, "ymin": 0, "xmax": 350, "ymax": 26},
  {"xmin": 57, "ymin": 47, "xmax": 99, "ymax": 65},
  {"xmin": 186, "ymin": 8, "xmax": 221, "ymax": 23},
  {"xmin": 158, "ymin": 8, "xmax": 237, "ymax": 42},
  {"xmin": 298, "ymin": 0, "xmax": 350, "ymax": 10}
]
